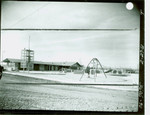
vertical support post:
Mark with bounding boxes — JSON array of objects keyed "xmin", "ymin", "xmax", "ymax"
[{"xmin": 138, "ymin": 2, "xmax": 144, "ymax": 113}]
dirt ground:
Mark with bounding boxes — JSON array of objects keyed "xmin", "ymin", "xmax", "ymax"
[{"xmin": 0, "ymin": 73, "xmax": 139, "ymax": 111}]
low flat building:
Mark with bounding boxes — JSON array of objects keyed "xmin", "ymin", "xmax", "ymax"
[{"xmin": 3, "ymin": 58, "xmax": 83, "ymax": 72}]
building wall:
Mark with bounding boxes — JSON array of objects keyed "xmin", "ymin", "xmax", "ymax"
[
  {"xmin": 55, "ymin": 66, "xmax": 58, "ymax": 71},
  {"xmin": 4, "ymin": 61, "xmax": 81, "ymax": 72},
  {"xmin": 51, "ymin": 65, "xmax": 54, "ymax": 71},
  {"xmin": 44, "ymin": 65, "xmax": 49, "ymax": 71},
  {"xmin": 6, "ymin": 62, "xmax": 16, "ymax": 71},
  {"xmin": 34, "ymin": 64, "xmax": 40, "ymax": 70},
  {"xmin": 71, "ymin": 63, "xmax": 82, "ymax": 70},
  {"xmin": 28, "ymin": 63, "xmax": 34, "ymax": 71},
  {"xmin": 39, "ymin": 65, "xmax": 44, "ymax": 71},
  {"xmin": 15, "ymin": 63, "xmax": 19, "ymax": 71}
]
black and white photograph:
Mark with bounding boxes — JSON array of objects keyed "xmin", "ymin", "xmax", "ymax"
[{"xmin": 0, "ymin": 0, "xmax": 144, "ymax": 112}]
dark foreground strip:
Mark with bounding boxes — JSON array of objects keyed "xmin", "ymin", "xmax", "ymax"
[{"xmin": 1, "ymin": 28, "xmax": 137, "ymax": 31}]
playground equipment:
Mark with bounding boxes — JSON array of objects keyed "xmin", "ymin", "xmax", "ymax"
[{"xmin": 79, "ymin": 58, "xmax": 107, "ymax": 82}]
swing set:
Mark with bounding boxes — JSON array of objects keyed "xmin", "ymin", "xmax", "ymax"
[{"xmin": 79, "ymin": 58, "xmax": 107, "ymax": 82}]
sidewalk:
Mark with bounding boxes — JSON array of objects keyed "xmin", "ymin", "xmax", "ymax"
[{"xmin": 4, "ymin": 71, "xmax": 139, "ymax": 91}]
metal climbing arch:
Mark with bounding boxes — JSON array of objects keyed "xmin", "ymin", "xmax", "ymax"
[{"xmin": 79, "ymin": 58, "xmax": 107, "ymax": 82}]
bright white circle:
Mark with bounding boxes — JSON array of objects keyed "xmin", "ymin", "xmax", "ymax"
[{"xmin": 126, "ymin": 2, "xmax": 134, "ymax": 10}]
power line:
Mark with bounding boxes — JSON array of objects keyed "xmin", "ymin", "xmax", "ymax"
[{"xmin": 9, "ymin": 3, "xmax": 50, "ymax": 28}]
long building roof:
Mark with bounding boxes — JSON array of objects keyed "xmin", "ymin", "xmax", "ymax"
[{"xmin": 3, "ymin": 58, "xmax": 81, "ymax": 67}]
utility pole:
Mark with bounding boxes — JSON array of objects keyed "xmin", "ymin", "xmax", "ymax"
[{"xmin": 28, "ymin": 36, "xmax": 30, "ymax": 73}]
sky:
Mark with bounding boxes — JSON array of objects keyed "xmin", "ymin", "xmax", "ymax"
[{"xmin": 1, "ymin": 1, "xmax": 140, "ymax": 69}]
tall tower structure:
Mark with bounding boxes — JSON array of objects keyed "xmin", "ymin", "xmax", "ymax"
[
  {"xmin": 21, "ymin": 48, "xmax": 34, "ymax": 71},
  {"xmin": 21, "ymin": 36, "xmax": 34, "ymax": 71}
]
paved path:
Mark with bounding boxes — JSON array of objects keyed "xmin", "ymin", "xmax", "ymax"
[{"xmin": 0, "ymin": 73, "xmax": 138, "ymax": 111}]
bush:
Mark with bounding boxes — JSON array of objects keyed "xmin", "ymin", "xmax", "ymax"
[{"xmin": 113, "ymin": 70, "xmax": 117, "ymax": 74}]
